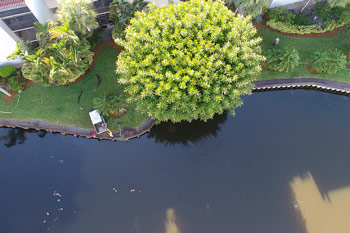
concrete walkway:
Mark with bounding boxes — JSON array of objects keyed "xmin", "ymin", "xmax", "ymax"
[{"xmin": 254, "ymin": 78, "xmax": 350, "ymax": 94}]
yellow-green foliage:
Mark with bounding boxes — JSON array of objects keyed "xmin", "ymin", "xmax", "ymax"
[
  {"xmin": 117, "ymin": 0, "xmax": 264, "ymax": 122},
  {"xmin": 266, "ymin": 19, "xmax": 345, "ymax": 34}
]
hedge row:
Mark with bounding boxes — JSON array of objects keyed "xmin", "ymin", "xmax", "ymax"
[{"xmin": 266, "ymin": 19, "xmax": 345, "ymax": 35}]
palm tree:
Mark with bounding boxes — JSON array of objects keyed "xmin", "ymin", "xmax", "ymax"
[
  {"xmin": 236, "ymin": 0, "xmax": 272, "ymax": 17},
  {"xmin": 109, "ymin": 0, "xmax": 149, "ymax": 40},
  {"xmin": 57, "ymin": 0, "xmax": 98, "ymax": 36}
]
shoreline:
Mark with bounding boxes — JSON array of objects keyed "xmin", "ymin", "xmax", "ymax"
[
  {"xmin": 0, "ymin": 117, "xmax": 155, "ymax": 141},
  {"xmin": 2, "ymin": 77, "xmax": 350, "ymax": 140}
]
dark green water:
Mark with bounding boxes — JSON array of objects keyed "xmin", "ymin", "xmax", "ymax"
[{"xmin": 1, "ymin": 90, "xmax": 350, "ymax": 233}]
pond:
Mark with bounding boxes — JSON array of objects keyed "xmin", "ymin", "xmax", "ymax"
[{"xmin": 1, "ymin": 89, "xmax": 350, "ymax": 233}]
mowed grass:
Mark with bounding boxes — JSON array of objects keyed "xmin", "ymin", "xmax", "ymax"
[
  {"xmin": 256, "ymin": 27, "xmax": 350, "ymax": 82},
  {"xmin": 0, "ymin": 46, "xmax": 147, "ymax": 131}
]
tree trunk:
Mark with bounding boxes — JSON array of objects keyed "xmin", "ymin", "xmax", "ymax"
[
  {"xmin": 0, "ymin": 87, "xmax": 11, "ymax": 97},
  {"xmin": 300, "ymin": 0, "xmax": 311, "ymax": 13}
]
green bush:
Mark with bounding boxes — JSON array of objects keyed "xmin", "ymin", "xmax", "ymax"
[
  {"xmin": 310, "ymin": 49, "xmax": 346, "ymax": 74},
  {"xmin": 93, "ymin": 94, "xmax": 126, "ymax": 116},
  {"xmin": 265, "ymin": 47, "xmax": 300, "ymax": 72},
  {"xmin": 86, "ymin": 27, "xmax": 105, "ymax": 49},
  {"xmin": 294, "ymin": 14, "xmax": 311, "ymax": 26},
  {"xmin": 266, "ymin": 19, "xmax": 344, "ymax": 34},
  {"xmin": 265, "ymin": 6, "xmax": 295, "ymax": 24},
  {"xmin": 0, "ymin": 65, "xmax": 16, "ymax": 78},
  {"xmin": 8, "ymin": 77, "xmax": 23, "ymax": 91}
]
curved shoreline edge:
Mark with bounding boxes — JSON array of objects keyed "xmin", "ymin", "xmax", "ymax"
[
  {"xmin": 0, "ymin": 117, "xmax": 155, "ymax": 141},
  {"xmin": 1, "ymin": 77, "xmax": 350, "ymax": 140},
  {"xmin": 253, "ymin": 77, "xmax": 350, "ymax": 94}
]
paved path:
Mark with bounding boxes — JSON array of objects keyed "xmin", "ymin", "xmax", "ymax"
[{"xmin": 254, "ymin": 77, "xmax": 350, "ymax": 94}]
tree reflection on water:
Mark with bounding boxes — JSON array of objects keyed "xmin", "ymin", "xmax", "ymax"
[
  {"xmin": 0, "ymin": 128, "xmax": 47, "ymax": 148},
  {"xmin": 148, "ymin": 112, "xmax": 227, "ymax": 145}
]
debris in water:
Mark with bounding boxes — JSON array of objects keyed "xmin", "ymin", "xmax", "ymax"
[
  {"xmin": 45, "ymin": 212, "xmax": 50, "ymax": 216},
  {"xmin": 130, "ymin": 189, "xmax": 136, "ymax": 192},
  {"xmin": 53, "ymin": 191, "xmax": 62, "ymax": 197},
  {"xmin": 42, "ymin": 220, "xmax": 47, "ymax": 223},
  {"xmin": 57, "ymin": 199, "xmax": 61, "ymax": 202},
  {"xmin": 112, "ymin": 187, "xmax": 118, "ymax": 192},
  {"xmin": 59, "ymin": 160, "xmax": 64, "ymax": 164},
  {"xmin": 58, "ymin": 208, "xmax": 63, "ymax": 211}
]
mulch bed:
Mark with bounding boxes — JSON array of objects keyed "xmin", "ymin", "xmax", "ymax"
[
  {"xmin": 254, "ymin": 23, "xmax": 345, "ymax": 38},
  {"xmin": 108, "ymin": 110, "xmax": 127, "ymax": 118},
  {"xmin": 305, "ymin": 60, "xmax": 319, "ymax": 74}
]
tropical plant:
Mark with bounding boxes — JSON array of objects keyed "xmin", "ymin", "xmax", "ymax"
[
  {"xmin": 236, "ymin": 0, "xmax": 271, "ymax": 17},
  {"xmin": 19, "ymin": 22, "xmax": 94, "ymax": 85},
  {"xmin": 8, "ymin": 77, "xmax": 23, "ymax": 91},
  {"xmin": 0, "ymin": 65, "xmax": 16, "ymax": 78},
  {"xmin": 116, "ymin": 0, "xmax": 264, "ymax": 122},
  {"xmin": 109, "ymin": 0, "xmax": 149, "ymax": 40},
  {"xmin": 310, "ymin": 49, "xmax": 346, "ymax": 74},
  {"xmin": 93, "ymin": 94, "xmax": 126, "ymax": 116},
  {"xmin": 86, "ymin": 27, "xmax": 105, "ymax": 49},
  {"xmin": 327, "ymin": 0, "xmax": 350, "ymax": 7},
  {"xmin": 57, "ymin": 0, "xmax": 98, "ymax": 36},
  {"xmin": 265, "ymin": 47, "xmax": 300, "ymax": 72}
]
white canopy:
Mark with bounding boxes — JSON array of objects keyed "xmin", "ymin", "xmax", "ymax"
[{"xmin": 89, "ymin": 110, "xmax": 103, "ymax": 125}]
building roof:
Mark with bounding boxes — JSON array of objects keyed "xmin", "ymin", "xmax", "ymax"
[{"xmin": 0, "ymin": 0, "xmax": 26, "ymax": 10}]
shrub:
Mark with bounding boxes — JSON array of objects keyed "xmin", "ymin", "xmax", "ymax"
[
  {"xmin": 116, "ymin": 0, "xmax": 264, "ymax": 122},
  {"xmin": 93, "ymin": 94, "xmax": 126, "ymax": 116},
  {"xmin": 0, "ymin": 65, "xmax": 16, "ymax": 78},
  {"xmin": 266, "ymin": 19, "xmax": 344, "ymax": 34},
  {"xmin": 294, "ymin": 14, "xmax": 311, "ymax": 26},
  {"xmin": 265, "ymin": 6, "xmax": 295, "ymax": 24},
  {"xmin": 310, "ymin": 49, "xmax": 346, "ymax": 74},
  {"xmin": 107, "ymin": 94, "xmax": 126, "ymax": 114},
  {"xmin": 86, "ymin": 27, "xmax": 105, "ymax": 49},
  {"xmin": 265, "ymin": 47, "xmax": 300, "ymax": 72},
  {"xmin": 8, "ymin": 77, "xmax": 23, "ymax": 91},
  {"xmin": 93, "ymin": 95, "xmax": 109, "ymax": 116}
]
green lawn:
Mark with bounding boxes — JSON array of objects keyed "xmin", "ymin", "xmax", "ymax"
[
  {"xmin": 256, "ymin": 27, "xmax": 350, "ymax": 82},
  {"xmin": 0, "ymin": 46, "xmax": 147, "ymax": 131}
]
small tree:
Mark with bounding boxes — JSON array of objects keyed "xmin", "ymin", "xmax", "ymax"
[
  {"xmin": 20, "ymin": 22, "xmax": 94, "ymax": 85},
  {"xmin": 310, "ymin": 49, "xmax": 346, "ymax": 74},
  {"xmin": 57, "ymin": 0, "xmax": 98, "ymax": 36},
  {"xmin": 265, "ymin": 47, "xmax": 300, "ymax": 72},
  {"xmin": 109, "ymin": 0, "xmax": 149, "ymax": 40},
  {"xmin": 116, "ymin": 0, "xmax": 264, "ymax": 122}
]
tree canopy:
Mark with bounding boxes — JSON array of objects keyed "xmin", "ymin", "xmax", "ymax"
[
  {"xmin": 236, "ymin": 0, "xmax": 271, "ymax": 17},
  {"xmin": 57, "ymin": 0, "xmax": 98, "ymax": 36},
  {"xmin": 15, "ymin": 22, "xmax": 94, "ymax": 85},
  {"xmin": 116, "ymin": 0, "xmax": 264, "ymax": 122}
]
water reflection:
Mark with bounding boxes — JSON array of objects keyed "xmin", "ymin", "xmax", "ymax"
[
  {"xmin": 148, "ymin": 112, "xmax": 227, "ymax": 145},
  {"xmin": 291, "ymin": 173, "xmax": 350, "ymax": 233},
  {"xmin": 164, "ymin": 209, "xmax": 181, "ymax": 233},
  {"xmin": 0, "ymin": 128, "xmax": 47, "ymax": 148}
]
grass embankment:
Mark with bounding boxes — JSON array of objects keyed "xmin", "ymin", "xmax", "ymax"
[
  {"xmin": 256, "ymin": 27, "xmax": 350, "ymax": 82},
  {"xmin": 0, "ymin": 46, "xmax": 147, "ymax": 131}
]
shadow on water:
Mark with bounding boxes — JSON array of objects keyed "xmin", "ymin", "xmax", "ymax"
[
  {"xmin": 147, "ymin": 112, "xmax": 227, "ymax": 146},
  {"xmin": 0, "ymin": 127, "xmax": 48, "ymax": 148}
]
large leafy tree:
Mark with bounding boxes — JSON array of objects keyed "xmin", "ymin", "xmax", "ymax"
[
  {"xmin": 116, "ymin": 0, "xmax": 264, "ymax": 122},
  {"xmin": 109, "ymin": 0, "xmax": 149, "ymax": 40},
  {"xmin": 18, "ymin": 22, "xmax": 94, "ymax": 85},
  {"xmin": 236, "ymin": 0, "xmax": 271, "ymax": 17},
  {"xmin": 57, "ymin": 0, "xmax": 98, "ymax": 36}
]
